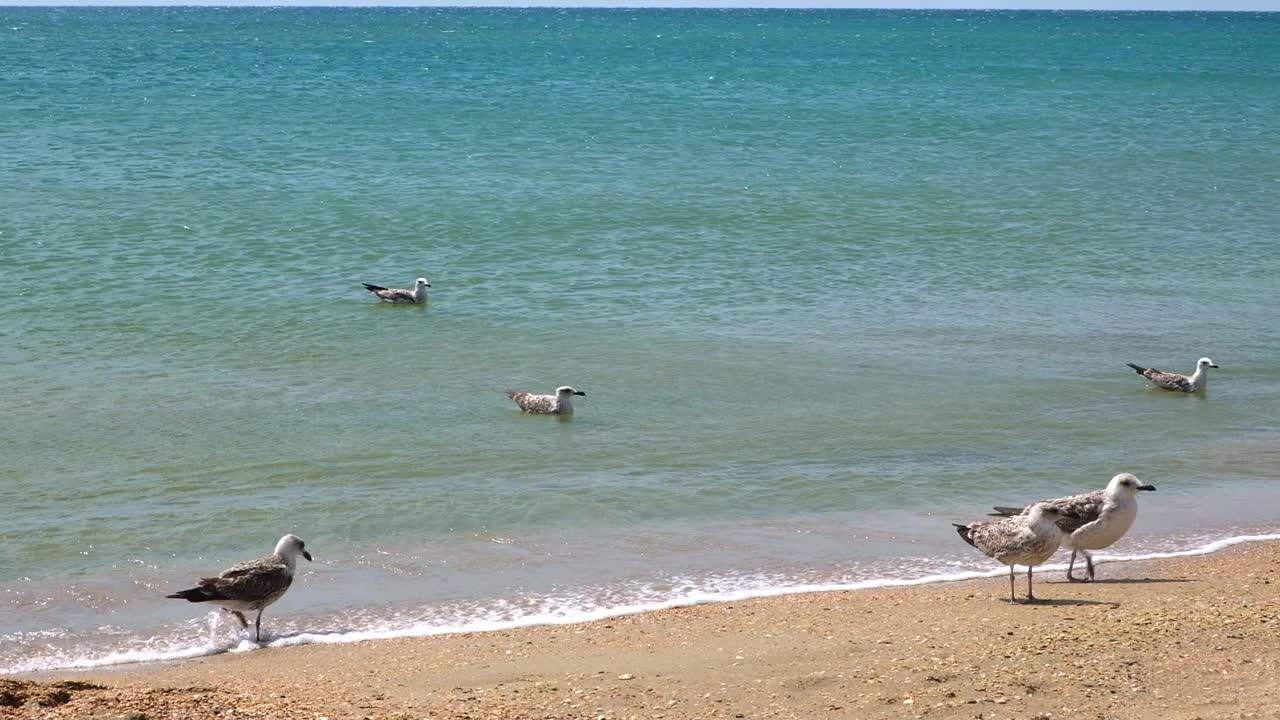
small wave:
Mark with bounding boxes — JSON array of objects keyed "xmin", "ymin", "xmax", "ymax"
[{"xmin": 8, "ymin": 532, "xmax": 1277, "ymax": 675}]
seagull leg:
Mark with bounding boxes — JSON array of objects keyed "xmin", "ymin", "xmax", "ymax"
[
  {"xmin": 1025, "ymin": 566, "xmax": 1039, "ymax": 603},
  {"xmin": 1084, "ymin": 551, "xmax": 1095, "ymax": 581},
  {"xmin": 227, "ymin": 610, "xmax": 248, "ymax": 629},
  {"xmin": 254, "ymin": 610, "xmax": 263, "ymax": 643},
  {"xmin": 1008, "ymin": 565, "xmax": 1016, "ymax": 603},
  {"xmin": 1066, "ymin": 550, "xmax": 1084, "ymax": 583}
]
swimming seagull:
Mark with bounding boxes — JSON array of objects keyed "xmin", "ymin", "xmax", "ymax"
[
  {"xmin": 953, "ymin": 503, "xmax": 1079, "ymax": 603},
  {"xmin": 1126, "ymin": 357, "xmax": 1218, "ymax": 393},
  {"xmin": 506, "ymin": 386, "xmax": 586, "ymax": 414},
  {"xmin": 989, "ymin": 473, "xmax": 1155, "ymax": 582},
  {"xmin": 362, "ymin": 277, "xmax": 430, "ymax": 304},
  {"xmin": 166, "ymin": 534, "xmax": 312, "ymax": 642}
]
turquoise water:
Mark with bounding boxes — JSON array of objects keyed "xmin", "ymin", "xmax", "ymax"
[{"xmin": 3, "ymin": 7, "xmax": 1279, "ymax": 672}]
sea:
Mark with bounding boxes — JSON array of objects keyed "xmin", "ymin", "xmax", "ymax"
[{"xmin": 2, "ymin": 7, "xmax": 1279, "ymax": 674}]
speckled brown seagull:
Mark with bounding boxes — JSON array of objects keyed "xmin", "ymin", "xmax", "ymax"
[
  {"xmin": 506, "ymin": 386, "xmax": 586, "ymax": 415},
  {"xmin": 989, "ymin": 473, "xmax": 1156, "ymax": 582},
  {"xmin": 362, "ymin": 277, "xmax": 430, "ymax": 304},
  {"xmin": 954, "ymin": 503, "xmax": 1079, "ymax": 603},
  {"xmin": 1126, "ymin": 357, "xmax": 1217, "ymax": 393},
  {"xmin": 166, "ymin": 534, "xmax": 312, "ymax": 642}
]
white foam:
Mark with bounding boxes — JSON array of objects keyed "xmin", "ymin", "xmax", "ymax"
[{"xmin": 8, "ymin": 532, "xmax": 1278, "ymax": 675}]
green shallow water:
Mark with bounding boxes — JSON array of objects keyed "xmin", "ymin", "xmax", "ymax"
[{"xmin": 1, "ymin": 7, "xmax": 1279, "ymax": 671}]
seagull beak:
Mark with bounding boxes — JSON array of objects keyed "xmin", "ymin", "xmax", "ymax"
[
  {"xmin": 1209, "ymin": 364, "xmax": 1218, "ymax": 368},
  {"xmin": 425, "ymin": 283, "xmax": 432, "ymax": 287},
  {"xmin": 574, "ymin": 391, "xmax": 586, "ymax": 396},
  {"xmin": 1138, "ymin": 484, "xmax": 1156, "ymax": 491},
  {"xmin": 302, "ymin": 550, "xmax": 313, "ymax": 562}
]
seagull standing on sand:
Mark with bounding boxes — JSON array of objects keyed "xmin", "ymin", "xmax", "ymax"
[
  {"xmin": 989, "ymin": 473, "xmax": 1156, "ymax": 582},
  {"xmin": 362, "ymin": 277, "xmax": 430, "ymax": 304},
  {"xmin": 506, "ymin": 386, "xmax": 586, "ymax": 415},
  {"xmin": 166, "ymin": 534, "xmax": 312, "ymax": 642},
  {"xmin": 954, "ymin": 503, "xmax": 1078, "ymax": 603},
  {"xmin": 1126, "ymin": 357, "xmax": 1218, "ymax": 393}
]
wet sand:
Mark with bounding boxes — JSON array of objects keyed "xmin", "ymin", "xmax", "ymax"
[{"xmin": 5, "ymin": 540, "xmax": 1279, "ymax": 720}]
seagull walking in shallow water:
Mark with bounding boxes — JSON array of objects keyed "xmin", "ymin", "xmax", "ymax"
[
  {"xmin": 506, "ymin": 386, "xmax": 586, "ymax": 415},
  {"xmin": 166, "ymin": 534, "xmax": 312, "ymax": 642},
  {"xmin": 954, "ymin": 503, "xmax": 1078, "ymax": 603},
  {"xmin": 990, "ymin": 473, "xmax": 1155, "ymax": 582},
  {"xmin": 1126, "ymin": 357, "xmax": 1217, "ymax": 393},
  {"xmin": 362, "ymin": 277, "xmax": 430, "ymax": 304}
]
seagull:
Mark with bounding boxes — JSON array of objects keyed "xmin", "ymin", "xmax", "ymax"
[
  {"xmin": 362, "ymin": 277, "xmax": 430, "ymax": 304},
  {"xmin": 954, "ymin": 503, "xmax": 1078, "ymax": 603},
  {"xmin": 1126, "ymin": 357, "xmax": 1218, "ymax": 393},
  {"xmin": 989, "ymin": 473, "xmax": 1155, "ymax": 582},
  {"xmin": 166, "ymin": 534, "xmax": 312, "ymax": 642},
  {"xmin": 506, "ymin": 386, "xmax": 586, "ymax": 415}
]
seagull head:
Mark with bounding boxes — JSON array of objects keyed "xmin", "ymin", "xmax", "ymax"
[
  {"xmin": 1108, "ymin": 472, "xmax": 1156, "ymax": 495},
  {"xmin": 557, "ymin": 386, "xmax": 586, "ymax": 397},
  {"xmin": 274, "ymin": 534, "xmax": 313, "ymax": 563},
  {"xmin": 416, "ymin": 278, "xmax": 431, "ymax": 288},
  {"xmin": 1197, "ymin": 357, "xmax": 1218, "ymax": 369},
  {"xmin": 1027, "ymin": 502, "xmax": 1079, "ymax": 526}
]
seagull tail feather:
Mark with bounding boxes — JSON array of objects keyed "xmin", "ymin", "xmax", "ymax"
[
  {"xmin": 166, "ymin": 586, "xmax": 218, "ymax": 603},
  {"xmin": 952, "ymin": 524, "xmax": 977, "ymax": 548},
  {"xmin": 989, "ymin": 506, "xmax": 1023, "ymax": 517},
  {"xmin": 1126, "ymin": 363, "xmax": 1148, "ymax": 374},
  {"xmin": 362, "ymin": 283, "xmax": 388, "ymax": 293}
]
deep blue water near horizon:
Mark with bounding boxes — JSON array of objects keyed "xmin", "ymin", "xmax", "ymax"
[{"xmin": 2, "ymin": 7, "xmax": 1279, "ymax": 672}]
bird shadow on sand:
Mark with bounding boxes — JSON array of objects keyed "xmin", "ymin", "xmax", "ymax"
[
  {"xmin": 1043, "ymin": 577, "xmax": 1191, "ymax": 585},
  {"xmin": 1008, "ymin": 598, "xmax": 1120, "ymax": 607},
  {"xmin": 1078, "ymin": 577, "xmax": 1191, "ymax": 585}
]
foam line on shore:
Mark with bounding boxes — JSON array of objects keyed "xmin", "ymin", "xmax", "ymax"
[{"xmin": 10, "ymin": 532, "xmax": 1278, "ymax": 675}]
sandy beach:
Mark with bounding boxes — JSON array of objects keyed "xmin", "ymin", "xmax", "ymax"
[
  {"xmin": 4, "ymin": 540, "xmax": 1277, "ymax": 720},
  {"xmin": 7, "ymin": 6, "xmax": 1280, "ymax": 716}
]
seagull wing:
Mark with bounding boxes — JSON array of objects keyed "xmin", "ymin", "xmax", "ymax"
[
  {"xmin": 1128, "ymin": 363, "xmax": 1192, "ymax": 391},
  {"xmin": 527, "ymin": 396, "xmax": 556, "ymax": 412},
  {"xmin": 1046, "ymin": 490, "xmax": 1105, "ymax": 534},
  {"xmin": 507, "ymin": 391, "xmax": 556, "ymax": 413},
  {"xmin": 990, "ymin": 490, "xmax": 1105, "ymax": 534},
  {"xmin": 203, "ymin": 560, "xmax": 293, "ymax": 605},
  {"xmin": 380, "ymin": 288, "xmax": 420, "ymax": 303},
  {"xmin": 974, "ymin": 516, "xmax": 1065, "ymax": 565},
  {"xmin": 219, "ymin": 554, "xmax": 277, "ymax": 578},
  {"xmin": 964, "ymin": 517, "xmax": 1030, "ymax": 560},
  {"xmin": 1144, "ymin": 369, "xmax": 1192, "ymax": 392}
]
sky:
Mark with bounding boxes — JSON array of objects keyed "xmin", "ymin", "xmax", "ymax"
[{"xmin": 2, "ymin": 0, "xmax": 1277, "ymax": 8}]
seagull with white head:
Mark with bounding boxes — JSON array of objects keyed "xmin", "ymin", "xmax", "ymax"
[
  {"xmin": 990, "ymin": 473, "xmax": 1155, "ymax": 582},
  {"xmin": 1126, "ymin": 357, "xmax": 1218, "ymax": 393},
  {"xmin": 166, "ymin": 534, "xmax": 313, "ymax": 642},
  {"xmin": 362, "ymin": 277, "xmax": 430, "ymax": 304},
  {"xmin": 505, "ymin": 386, "xmax": 586, "ymax": 415}
]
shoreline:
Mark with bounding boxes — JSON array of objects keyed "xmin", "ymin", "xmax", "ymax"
[
  {"xmin": 6, "ymin": 538, "xmax": 1280, "ymax": 719},
  {"xmin": 6, "ymin": 529, "xmax": 1279, "ymax": 677}
]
